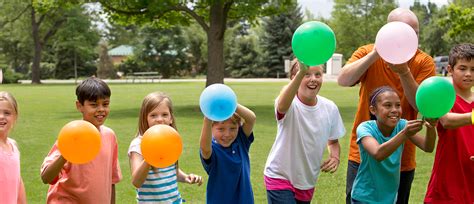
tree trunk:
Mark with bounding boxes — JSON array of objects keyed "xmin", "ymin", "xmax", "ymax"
[
  {"xmin": 31, "ymin": 8, "xmax": 41, "ymax": 84},
  {"xmin": 205, "ymin": 3, "xmax": 226, "ymax": 87}
]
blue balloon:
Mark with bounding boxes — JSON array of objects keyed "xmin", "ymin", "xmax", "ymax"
[{"xmin": 199, "ymin": 84, "xmax": 237, "ymax": 121}]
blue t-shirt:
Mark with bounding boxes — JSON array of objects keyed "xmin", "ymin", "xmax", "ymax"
[
  {"xmin": 352, "ymin": 119, "xmax": 407, "ymax": 203},
  {"xmin": 200, "ymin": 127, "xmax": 254, "ymax": 204}
]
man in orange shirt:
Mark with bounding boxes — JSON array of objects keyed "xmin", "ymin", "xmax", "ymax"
[{"xmin": 337, "ymin": 8, "xmax": 435, "ymax": 204}]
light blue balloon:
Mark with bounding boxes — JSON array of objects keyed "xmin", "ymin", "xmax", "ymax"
[{"xmin": 199, "ymin": 84, "xmax": 237, "ymax": 121}]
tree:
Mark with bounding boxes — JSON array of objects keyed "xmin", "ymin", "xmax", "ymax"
[
  {"xmin": 330, "ymin": 0, "xmax": 396, "ymax": 60},
  {"xmin": 260, "ymin": 0, "xmax": 302, "ymax": 78},
  {"xmin": 99, "ymin": 0, "xmax": 290, "ymax": 86},
  {"xmin": 226, "ymin": 30, "xmax": 266, "ymax": 78},
  {"xmin": 97, "ymin": 43, "xmax": 117, "ymax": 79},
  {"xmin": 439, "ymin": 4, "xmax": 474, "ymax": 44}
]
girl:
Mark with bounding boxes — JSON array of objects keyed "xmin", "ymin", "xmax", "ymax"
[
  {"xmin": 128, "ymin": 92, "xmax": 202, "ymax": 203},
  {"xmin": 0, "ymin": 91, "xmax": 26, "ymax": 204},
  {"xmin": 351, "ymin": 86, "xmax": 437, "ymax": 203}
]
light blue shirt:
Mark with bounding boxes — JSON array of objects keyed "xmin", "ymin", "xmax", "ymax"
[{"xmin": 352, "ymin": 119, "xmax": 407, "ymax": 203}]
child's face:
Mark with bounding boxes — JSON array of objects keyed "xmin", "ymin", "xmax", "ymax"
[
  {"xmin": 212, "ymin": 120, "xmax": 239, "ymax": 148},
  {"xmin": 298, "ymin": 66, "xmax": 323, "ymax": 97},
  {"xmin": 147, "ymin": 102, "xmax": 173, "ymax": 128},
  {"xmin": 0, "ymin": 100, "xmax": 16, "ymax": 135},
  {"xmin": 76, "ymin": 97, "xmax": 110, "ymax": 128},
  {"xmin": 370, "ymin": 92, "xmax": 401, "ymax": 129},
  {"xmin": 449, "ymin": 58, "xmax": 474, "ymax": 90}
]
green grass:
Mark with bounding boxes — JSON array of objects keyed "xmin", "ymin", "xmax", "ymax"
[{"xmin": 1, "ymin": 81, "xmax": 435, "ymax": 203}]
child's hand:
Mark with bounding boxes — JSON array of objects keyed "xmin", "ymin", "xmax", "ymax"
[
  {"xmin": 184, "ymin": 173, "xmax": 203, "ymax": 186},
  {"xmin": 404, "ymin": 120, "xmax": 424, "ymax": 137},
  {"xmin": 423, "ymin": 118, "xmax": 438, "ymax": 128},
  {"xmin": 320, "ymin": 157, "xmax": 339, "ymax": 173},
  {"xmin": 298, "ymin": 60, "xmax": 309, "ymax": 72}
]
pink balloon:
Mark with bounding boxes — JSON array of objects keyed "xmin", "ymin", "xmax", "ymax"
[{"xmin": 375, "ymin": 22, "xmax": 418, "ymax": 64}]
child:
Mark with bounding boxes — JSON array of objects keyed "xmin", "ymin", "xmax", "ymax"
[
  {"xmin": 0, "ymin": 91, "xmax": 26, "ymax": 204},
  {"xmin": 128, "ymin": 92, "xmax": 203, "ymax": 203},
  {"xmin": 200, "ymin": 102, "xmax": 256, "ymax": 204},
  {"xmin": 264, "ymin": 59, "xmax": 346, "ymax": 203},
  {"xmin": 40, "ymin": 77, "xmax": 122, "ymax": 203},
  {"xmin": 351, "ymin": 86, "xmax": 437, "ymax": 203},
  {"xmin": 424, "ymin": 43, "xmax": 474, "ymax": 203}
]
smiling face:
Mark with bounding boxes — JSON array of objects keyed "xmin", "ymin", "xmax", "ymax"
[
  {"xmin": 449, "ymin": 58, "xmax": 474, "ymax": 90},
  {"xmin": 0, "ymin": 100, "xmax": 16, "ymax": 137},
  {"xmin": 370, "ymin": 91, "xmax": 402, "ymax": 132},
  {"xmin": 146, "ymin": 102, "xmax": 173, "ymax": 128},
  {"xmin": 76, "ymin": 97, "xmax": 110, "ymax": 128},
  {"xmin": 297, "ymin": 66, "xmax": 324, "ymax": 98},
  {"xmin": 212, "ymin": 119, "xmax": 239, "ymax": 148}
]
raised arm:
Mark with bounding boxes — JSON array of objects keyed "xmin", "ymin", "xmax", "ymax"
[
  {"xmin": 407, "ymin": 119, "xmax": 438, "ymax": 152},
  {"xmin": 40, "ymin": 155, "xmax": 67, "ymax": 184},
  {"xmin": 235, "ymin": 104, "xmax": 256, "ymax": 137},
  {"xmin": 388, "ymin": 63, "xmax": 419, "ymax": 110},
  {"xmin": 277, "ymin": 63, "xmax": 308, "ymax": 114},
  {"xmin": 200, "ymin": 117, "xmax": 213, "ymax": 160},
  {"xmin": 362, "ymin": 120, "xmax": 422, "ymax": 161},
  {"xmin": 129, "ymin": 152, "xmax": 152, "ymax": 188},
  {"xmin": 337, "ymin": 49, "xmax": 379, "ymax": 87},
  {"xmin": 438, "ymin": 112, "xmax": 472, "ymax": 129}
]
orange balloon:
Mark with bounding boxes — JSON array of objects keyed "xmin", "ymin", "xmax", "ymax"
[
  {"xmin": 57, "ymin": 120, "xmax": 101, "ymax": 164},
  {"xmin": 141, "ymin": 125, "xmax": 183, "ymax": 168}
]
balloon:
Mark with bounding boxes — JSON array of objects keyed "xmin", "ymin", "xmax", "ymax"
[
  {"xmin": 292, "ymin": 21, "xmax": 336, "ymax": 66},
  {"xmin": 416, "ymin": 76, "xmax": 456, "ymax": 118},
  {"xmin": 57, "ymin": 120, "xmax": 101, "ymax": 164},
  {"xmin": 141, "ymin": 125, "xmax": 183, "ymax": 168},
  {"xmin": 375, "ymin": 22, "xmax": 418, "ymax": 64},
  {"xmin": 199, "ymin": 83, "xmax": 237, "ymax": 121}
]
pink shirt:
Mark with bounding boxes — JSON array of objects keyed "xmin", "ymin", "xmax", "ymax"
[
  {"xmin": 41, "ymin": 126, "xmax": 122, "ymax": 203},
  {"xmin": 0, "ymin": 138, "xmax": 21, "ymax": 204}
]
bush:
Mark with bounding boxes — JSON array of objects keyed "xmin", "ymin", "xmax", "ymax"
[{"xmin": 2, "ymin": 68, "xmax": 24, "ymax": 84}]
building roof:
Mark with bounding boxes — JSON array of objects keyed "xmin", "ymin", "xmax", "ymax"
[{"xmin": 108, "ymin": 45, "xmax": 134, "ymax": 56}]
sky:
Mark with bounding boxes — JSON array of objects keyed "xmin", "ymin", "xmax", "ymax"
[{"xmin": 298, "ymin": 0, "xmax": 449, "ymax": 19}]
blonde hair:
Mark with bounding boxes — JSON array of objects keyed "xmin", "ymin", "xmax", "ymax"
[
  {"xmin": 288, "ymin": 58, "xmax": 324, "ymax": 79},
  {"xmin": 137, "ymin": 92, "xmax": 176, "ymax": 137},
  {"xmin": 0, "ymin": 91, "xmax": 18, "ymax": 116},
  {"xmin": 212, "ymin": 113, "xmax": 242, "ymax": 126}
]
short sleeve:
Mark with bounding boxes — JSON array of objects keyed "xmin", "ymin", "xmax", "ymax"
[
  {"xmin": 200, "ymin": 149, "xmax": 216, "ymax": 174},
  {"xmin": 356, "ymin": 122, "xmax": 373, "ymax": 144},
  {"xmin": 128, "ymin": 137, "xmax": 142, "ymax": 156},
  {"xmin": 329, "ymin": 104, "xmax": 346, "ymax": 140},
  {"xmin": 40, "ymin": 141, "xmax": 62, "ymax": 185}
]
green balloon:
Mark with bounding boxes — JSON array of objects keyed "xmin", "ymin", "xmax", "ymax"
[
  {"xmin": 416, "ymin": 76, "xmax": 456, "ymax": 118},
  {"xmin": 292, "ymin": 21, "xmax": 336, "ymax": 66}
]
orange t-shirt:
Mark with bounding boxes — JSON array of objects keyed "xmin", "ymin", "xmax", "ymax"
[
  {"xmin": 346, "ymin": 44, "xmax": 435, "ymax": 171},
  {"xmin": 41, "ymin": 125, "xmax": 122, "ymax": 203}
]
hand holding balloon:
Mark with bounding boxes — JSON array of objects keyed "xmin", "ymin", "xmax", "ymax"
[
  {"xmin": 141, "ymin": 125, "xmax": 183, "ymax": 168},
  {"xmin": 416, "ymin": 76, "xmax": 456, "ymax": 118},
  {"xmin": 199, "ymin": 84, "xmax": 237, "ymax": 122},
  {"xmin": 292, "ymin": 21, "xmax": 336, "ymax": 66},
  {"xmin": 386, "ymin": 62, "xmax": 410, "ymax": 75},
  {"xmin": 375, "ymin": 22, "xmax": 418, "ymax": 64}
]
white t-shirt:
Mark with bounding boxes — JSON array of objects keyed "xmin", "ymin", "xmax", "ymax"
[{"xmin": 264, "ymin": 95, "xmax": 346, "ymax": 190}]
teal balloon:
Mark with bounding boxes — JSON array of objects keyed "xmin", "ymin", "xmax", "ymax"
[
  {"xmin": 292, "ymin": 21, "xmax": 336, "ymax": 66},
  {"xmin": 416, "ymin": 76, "xmax": 456, "ymax": 118}
]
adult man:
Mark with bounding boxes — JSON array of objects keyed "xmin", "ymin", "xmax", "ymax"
[{"xmin": 337, "ymin": 8, "xmax": 435, "ymax": 204}]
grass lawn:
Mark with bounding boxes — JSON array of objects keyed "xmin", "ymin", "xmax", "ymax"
[{"xmin": 1, "ymin": 81, "xmax": 435, "ymax": 203}]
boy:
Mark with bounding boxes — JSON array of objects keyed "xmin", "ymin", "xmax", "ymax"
[
  {"xmin": 264, "ymin": 59, "xmax": 346, "ymax": 203},
  {"xmin": 424, "ymin": 43, "xmax": 474, "ymax": 203},
  {"xmin": 40, "ymin": 77, "xmax": 122, "ymax": 203},
  {"xmin": 200, "ymin": 103, "xmax": 256, "ymax": 204}
]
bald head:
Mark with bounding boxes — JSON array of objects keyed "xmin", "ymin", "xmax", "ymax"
[{"xmin": 387, "ymin": 8, "xmax": 419, "ymax": 35}]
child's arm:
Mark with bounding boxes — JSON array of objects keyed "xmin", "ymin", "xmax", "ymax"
[
  {"xmin": 129, "ymin": 152, "xmax": 152, "ymax": 188},
  {"xmin": 277, "ymin": 62, "xmax": 308, "ymax": 114},
  {"xmin": 40, "ymin": 155, "xmax": 67, "ymax": 184},
  {"xmin": 111, "ymin": 184, "xmax": 116, "ymax": 204},
  {"xmin": 200, "ymin": 117, "xmax": 213, "ymax": 160},
  {"xmin": 18, "ymin": 177, "xmax": 26, "ymax": 204},
  {"xmin": 407, "ymin": 119, "xmax": 438, "ymax": 153},
  {"xmin": 176, "ymin": 168, "xmax": 203, "ymax": 186},
  {"xmin": 362, "ymin": 120, "xmax": 423, "ymax": 161},
  {"xmin": 321, "ymin": 139, "xmax": 340, "ymax": 173},
  {"xmin": 438, "ymin": 112, "xmax": 472, "ymax": 129},
  {"xmin": 236, "ymin": 104, "xmax": 256, "ymax": 137}
]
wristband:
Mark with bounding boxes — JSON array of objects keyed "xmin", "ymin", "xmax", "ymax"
[{"xmin": 471, "ymin": 110, "xmax": 474, "ymax": 125}]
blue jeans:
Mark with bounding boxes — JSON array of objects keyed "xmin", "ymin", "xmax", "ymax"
[
  {"xmin": 267, "ymin": 190, "xmax": 311, "ymax": 204},
  {"xmin": 345, "ymin": 160, "xmax": 415, "ymax": 204}
]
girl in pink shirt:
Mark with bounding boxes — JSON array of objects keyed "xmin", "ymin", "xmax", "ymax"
[{"xmin": 0, "ymin": 91, "xmax": 26, "ymax": 204}]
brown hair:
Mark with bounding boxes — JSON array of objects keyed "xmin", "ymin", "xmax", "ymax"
[
  {"xmin": 448, "ymin": 43, "xmax": 474, "ymax": 68},
  {"xmin": 137, "ymin": 92, "xmax": 176, "ymax": 137},
  {"xmin": 211, "ymin": 113, "xmax": 242, "ymax": 126}
]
